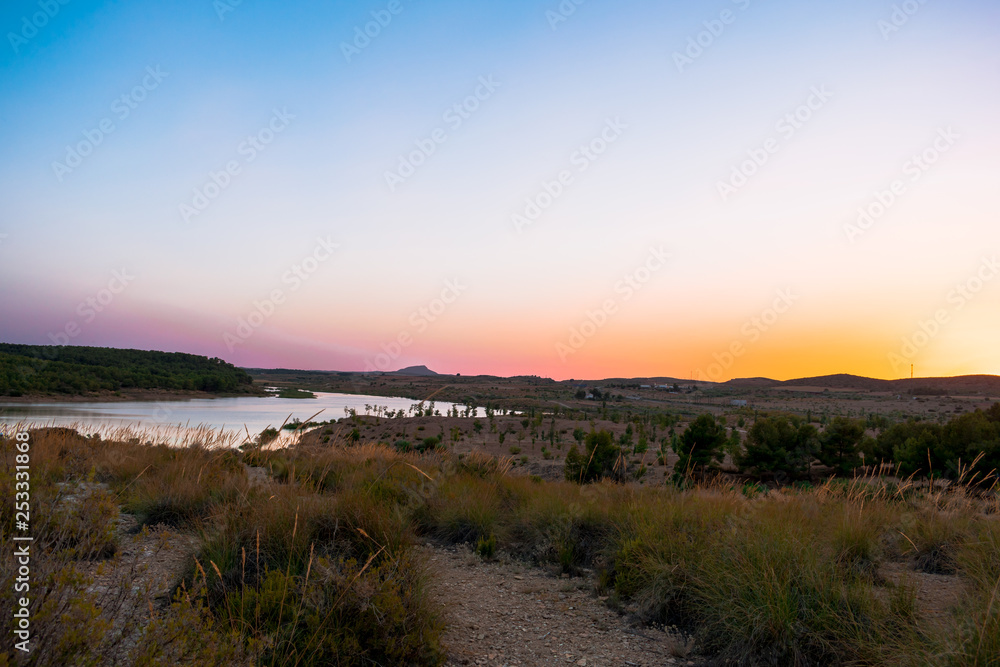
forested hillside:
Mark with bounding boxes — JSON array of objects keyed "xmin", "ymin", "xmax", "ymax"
[{"xmin": 0, "ymin": 344, "xmax": 259, "ymax": 396}]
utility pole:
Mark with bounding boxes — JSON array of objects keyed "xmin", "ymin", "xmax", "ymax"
[{"xmin": 911, "ymin": 364, "xmax": 914, "ymax": 379}]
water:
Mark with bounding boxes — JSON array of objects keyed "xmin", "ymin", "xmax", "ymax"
[{"xmin": 0, "ymin": 391, "xmax": 478, "ymax": 445}]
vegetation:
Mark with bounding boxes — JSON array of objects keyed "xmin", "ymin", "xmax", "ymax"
[
  {"xmin": 274, "ymin": 387, "xmax": 316, "ymax": 399},
  {"xmin": 867, "ymin": 406, "xmax": 1000, "ymax": 483},
  {"xmin": 738, "ymin": 413, "xmax": 821, "ymax": 480},
  {"xmin": 0, "ymin": 344, "xmax": 259, "ymax": 396},
  {"xmin": 1, "ymin": 427, "xmax": 444, "ymax": 666},
  {"xmin": 672, "ymin": 412, "xmax": 726, "ymax": 478},
  {"xmin": 818, "ymin": 416, "xmax": 866, "ymax": 475},
  {"xmin": 564, "ymin": 430, "xmax": 624, "ymax": 483},
  {"xmin": 3, "ymin": 411, "xmax": 999, "ymax": 666}
]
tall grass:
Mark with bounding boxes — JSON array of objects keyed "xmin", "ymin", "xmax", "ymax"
[{"xmin": 2, "ymin": 423, "xmax": 997, "ymax": 666}]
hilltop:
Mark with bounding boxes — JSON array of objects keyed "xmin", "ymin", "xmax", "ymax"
[{"xmin": 0, "ymin": 343, "xmax": 262, "ymax": 398}]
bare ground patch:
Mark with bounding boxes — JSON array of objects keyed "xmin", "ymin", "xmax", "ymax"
[{"xmin": 423, "ymin": 544, "xmax": 703, "ymax": 667}]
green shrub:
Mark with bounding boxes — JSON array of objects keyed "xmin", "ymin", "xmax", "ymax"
[
  {"xmin": 673, "ymin": 413, "xmax": 726, "ymax": 478},
  {"xmin": 738, "ymin": 414, "xmax": 820, "ymax": 479},
  {"xmin": 475, "ymin": 533, "xmax": 496, "ymax": 559},
  {"xmin": 564, "ymin": 430, "xmax": 623, "ymax": 483}
]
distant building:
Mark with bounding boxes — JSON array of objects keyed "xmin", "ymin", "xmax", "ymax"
[
  {"xmin": 640, "ymin": 384, "xmax": 651, "ymax": 389},
  {"xmin": 731, "ymin": 399, "xmax": 748, "ymax": 407}
]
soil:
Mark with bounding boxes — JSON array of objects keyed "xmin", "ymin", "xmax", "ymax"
[
  {"xmin": 423, "ymin": 543, "xmax": 703, "ymax": 667},
  {"xmin": 880, "ymin": 562, "xmax": 965, "ymax": 631}
]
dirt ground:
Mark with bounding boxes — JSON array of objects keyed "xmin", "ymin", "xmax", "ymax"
[{"xmin": 423, "ymin": 543, "xmax": 702, "ymax": 667}]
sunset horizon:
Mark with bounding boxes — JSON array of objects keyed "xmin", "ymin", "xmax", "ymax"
[{"xmin": 2, "ymin": 0, "xmax": 998, "ymax": 385}]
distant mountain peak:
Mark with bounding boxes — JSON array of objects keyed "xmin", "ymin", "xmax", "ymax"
[{"xmin": 391, "ymin": 365, "xmax": 438, "ymax": 377}]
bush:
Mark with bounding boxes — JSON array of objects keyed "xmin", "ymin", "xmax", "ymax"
[
  {"xmin": 564, "ymin": 430, "xmax": 623, "ymax": 483},
  {"xmin": 739, "ymin": 414, "xmax": 819, "ymax": 480},
  {"xmin": 672, "ymin": 414, "xmax": 726, "ymax": 479},
  {"xmin": 418, "ymin": 437, "xmax": 440, "ymax": 453},
  {"xmin": 220, "ymin": 555, "xmax": 443, "ymax": 666},
  {"xmin": 818, "ymin": 416, "xmax": 865, "ymax": 475},
  {"xmin": 124, "ymin": 453, "xmax": 247, "ymax": 528},
  {"xmin": 475, "ymin": 533, "xmax": 497, "ymax": 559}
]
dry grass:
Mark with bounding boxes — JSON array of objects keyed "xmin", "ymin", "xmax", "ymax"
[{"xmin": 1, "ymin": 424, "xmax": 998, "ymax": 666}]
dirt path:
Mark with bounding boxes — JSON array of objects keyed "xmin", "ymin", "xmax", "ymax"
[{"xmin": 423, "ymin": 544, "xmax": 703, "ymax": 667}]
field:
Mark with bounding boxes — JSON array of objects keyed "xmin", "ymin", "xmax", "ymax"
[
  {"xmin": 250, "ymin": 368, "xmax": 1000, "ymax": 422},
  {"xmin": 2, "ymin": 419, "xmax": 997, "ymax": 666}
]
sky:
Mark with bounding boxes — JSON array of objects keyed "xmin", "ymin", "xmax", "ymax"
[{"xmin": 1, "ymin": 0, "xmax": 998, "ymax": 382}]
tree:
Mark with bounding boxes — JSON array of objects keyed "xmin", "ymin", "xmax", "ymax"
[
  {"xmin": 941, "ymin": 410, "xmax": 1000, "ymax": 482},
  {"xmin": 564, "ymin": 430, "xmax": 623, "ymax": 483},
  {"xmin": 738, "ymin": 414, "xmax": 819, "ymax": 480},
  {"xmin": 723, "ymin": 428, "xmax": 742, "ymax": 459},
  {"xmin": 872, "ymin": 421, "xmax": 943, "ymax": 475},
  {"xmin": 872, "ymin": 406, "xmax": 1000, "ymax": 484},
  {"xmin": 672, "ymin": 413, "xmax": 726, "ymax": 478},
  {"xmin": 818, "ymin": 417, "xmax": 865, "ymax": 475}
]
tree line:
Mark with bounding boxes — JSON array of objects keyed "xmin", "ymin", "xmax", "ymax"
[
  {"xmin": 566, "ymin": 404, "xmax": 1000, "ymax": 487},
  {"xmin": 0, "ymin": 343, "xmax": 258, "ymax": 396}
]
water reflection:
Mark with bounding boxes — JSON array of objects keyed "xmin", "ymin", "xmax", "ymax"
[{"xmin": 0, "ymin": 391, "xmax": 480, "ymax": 445}]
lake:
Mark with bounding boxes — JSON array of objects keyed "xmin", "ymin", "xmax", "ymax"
[{"xmin": 0, "ymin": 391, "xmax": 478, "ymax": 446}]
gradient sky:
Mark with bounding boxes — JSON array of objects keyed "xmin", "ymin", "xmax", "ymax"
[{"xmin": 1, "ymin": 0, "xmax": 999, "ymax": 381}]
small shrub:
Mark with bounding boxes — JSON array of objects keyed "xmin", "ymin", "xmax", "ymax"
[
  {"xmin": 904, "ymin": 511, "xmax": 970, "ymax": 574},
  {"xmin": 831, "ymin": 508, "xmax": 883, "ymax": 580},
  {"xmin": 475, "ymin": 533, "xmax": 497, "ymax": 559}
]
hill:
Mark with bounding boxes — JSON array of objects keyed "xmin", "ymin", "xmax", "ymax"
[
  {"xmin": 0, "ymin": 343, "xmax": 260, "ymax": 397},
  {"xmin": 391, "ymin": 365, "xmax": 439, "ymax": 377},
  {"xmin": 772, "ymin": 373, "xmax": 1000, "ymax": 395}
]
